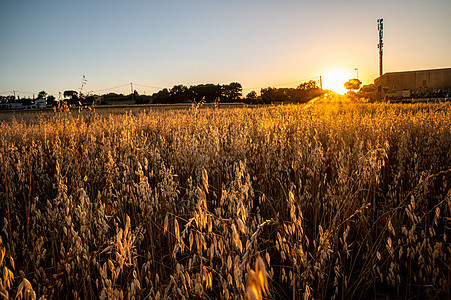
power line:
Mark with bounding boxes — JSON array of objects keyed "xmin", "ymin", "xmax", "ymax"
[
  {"xmin": 91, "ymin": 84, "xmax": 130, "ymax": 94},
  {"xmin": 14, "ymin": 90, "xmax": 36, "ymax": 94},
  {"xmin": 133, "ymin": 83, "xmax": 164, "ymax": 89},
  {"xmin": 272, "ymin": 77, "xmax": 320, "ymax": 87},
  {"xmin": 0, "ymin": 91, "xmax": 13, "ymax": 95},
  {"xmin": 90, "ymin": 83, "xmax": 163, "ymax": 94}
]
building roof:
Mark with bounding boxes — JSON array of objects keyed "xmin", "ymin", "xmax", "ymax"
[{"xmin": 375, "ymin": 67, "xmax": 451, "ymax": 80}]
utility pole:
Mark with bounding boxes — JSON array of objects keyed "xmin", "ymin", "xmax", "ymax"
[
  {"xmin": 319, "ymin": 76, "xmax": 322, "ymax": 90},
  {"xmin": 377, "ymin": 18, "xmax": 384, "ymax": 77},
  {"xmin": 355, "ymin": 68, "xmax": 359, "ymax": 80},
  {"xmin": 131, "ymin": 82, "xmax": 134, "ymax": 102}
]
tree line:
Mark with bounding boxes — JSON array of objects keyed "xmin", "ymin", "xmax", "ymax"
[
  {"xmin": 259, "ymin": 80, "xmax": 323, "ymax": 104},
  {"xmin": 66, "ymin": 81, "xmax": 323, "ymax": 105},
  {"xmin": 140, "ymin": 80, "xmax": 323, "ymax": 105},
  {"xmin": 137, "ymin": 82, "xmax": 243, "ymax": 104},
  {"xmin": 54, "ymin": 82, "xmax": 245, "ymax": 106},
  {"xmin": 0, "ymin": 80, "xmax": 325, "ymax": 107}
]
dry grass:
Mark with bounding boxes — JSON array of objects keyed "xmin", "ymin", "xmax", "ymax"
[{"xmin": 0, "ymin": 101, "xmax": 450, "ymax": 299}]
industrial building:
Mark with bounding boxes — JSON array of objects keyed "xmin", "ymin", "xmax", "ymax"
[{"xmin": 374, "ymin": 68, "xmax": 451, "ymax": 100}]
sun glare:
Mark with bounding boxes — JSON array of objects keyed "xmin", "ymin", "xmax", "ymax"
[{"xmin": 322, "ymin": 70, "xmax": 354, "ymax": 95}]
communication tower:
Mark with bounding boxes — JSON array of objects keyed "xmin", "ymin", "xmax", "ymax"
[{"xmin": 377, "ymin": 18, "xmax": 384, "ymax": 76}]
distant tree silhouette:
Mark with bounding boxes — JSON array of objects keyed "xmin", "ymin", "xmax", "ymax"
[
  {"xmin": 220, "ymin": 82, "xmax": 242, "ymax": 102},
  {"xmin": 297, "ymin": 80, "xmax": 319, "ymax": 90},
  {"xmin": 261, "ymin": 81, "xmax": 323, "ymax": 103},
  {"xmin": 170, "ymin": 85, "xmax": 190, "ymax": 103},
  {"xmin": 191, "ymin": 84, "xmax": 221, "ymax": 103},
  {"xmin": 47, "ymin": 95, "xmax": 57, "ymax": 107},
  {"xmin": 22, "ymin": 97, "xmax": 33, "ymax": 106},
  {"xmin": 344, "ymin": 78, "xmax": 362, "ymax": 91},
  {"xmin": 149, "ymin": 83, "xmax": 244, "ymax": 104},
  {"xmin": 246, "ymin": 90, "xmax": 258, "ymax": 100},
  {"xmin": 133, "ymin": 91, "xmax": 152, "ymax": 104},
  {"xmin": 37, "ymin": 91, "xmax": 47, "ymax": 99},
  {"xmin": 152, "ymin": 88, "xmax": 170, "ymax": 104},
  {"xmin": 63, "ymin": 90, "xmax": 78, "ymax": 99}
]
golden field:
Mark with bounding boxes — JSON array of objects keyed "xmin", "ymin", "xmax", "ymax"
[{"xmin": 0, "ymin": 101, "xmax": 450, "ymax": 299}]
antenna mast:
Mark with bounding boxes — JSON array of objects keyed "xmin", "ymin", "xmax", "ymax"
[{"xmin": 377, "ymin": 18, "xmax": 384, "ymax": 76}]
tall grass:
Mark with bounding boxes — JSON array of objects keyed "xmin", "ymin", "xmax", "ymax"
[{"xmin": 0, "ymin": 102, "xmax": 450, "ymax": 299}]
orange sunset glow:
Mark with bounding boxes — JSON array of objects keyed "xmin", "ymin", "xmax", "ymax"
[
  {"xmin": 1, "ymin": 1, "xmax": 450, "ymax": 98},
  {"xmin": 322, "ymin": 69, "xmax": 356, "ymax": 94}
]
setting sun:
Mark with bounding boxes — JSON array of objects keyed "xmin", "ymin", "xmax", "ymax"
[{"xmin": 322, "ymin": 69, "xmax": 355, "ymax": 94}]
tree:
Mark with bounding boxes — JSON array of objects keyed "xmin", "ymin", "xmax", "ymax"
[
  {"xmin": 344, "ymin": 78, "xmax": 362, "ymax": 91},
  {"xmin": 63, "ymin": 90, "xmax": 80, "ymax": 105},
  {"xmin": 221, "ymin": 82, "xmax": 242, "ymax": 102},
  {"xmin": 22, "ymin": 97, "xmax": 33, "ymax": 106},
  {"xmin": 246, "ymin": 90, "xmax": 258, "ymax": 100},
  {"xmin": 149, "ymin": 82, "xmax": 244, "ymax": 104},
  {"xmin": 188, "ymin": 84, "xmax": 221, "ymax": 103},
  {"xmin": 64, "ymin": 90, "xmax": 78, "ymax": 99},
  {"xmin": 152, "ymin": 88, "xmax": 170, "ymax": 104},
  {"xmin": 37, "ymin": 91, "xmax": 47, "ymax": 99},
  {"xmin": 297, "ymin": 80, "xmax": 319, "ymax": 91},
  {"xmin": 170, "ymin": 85, "xmax": 189, "ymax": 103},
  {"xmin": 260, "ymin": 84, "xmax": 324, "ymax": 104},
  {"xmin": 47, "ymin": 95, "xmax": 57, "ymax": 107},
  {"xmin": 261, "ymin": 87, "xmax": 283, "ymax": 103}
]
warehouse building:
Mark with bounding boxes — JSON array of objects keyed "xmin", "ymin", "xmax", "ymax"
[{"xmin": 374, "ymin": 67, "xmax": 451, "ymax": 100}]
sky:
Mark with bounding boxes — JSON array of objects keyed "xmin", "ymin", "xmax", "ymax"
[{"xmin": 1, "ymin": 0, "xmax": 450, "ymax": 97}]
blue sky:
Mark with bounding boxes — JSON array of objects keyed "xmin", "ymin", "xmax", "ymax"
[{"xmin": 1, "ymin": 0, "xmax": 450, "ymax": 97}]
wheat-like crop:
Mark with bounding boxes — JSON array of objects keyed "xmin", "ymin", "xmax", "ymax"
[{"xmin": 0, "ymin": 101, "xmax": 450, "ymax": 299}]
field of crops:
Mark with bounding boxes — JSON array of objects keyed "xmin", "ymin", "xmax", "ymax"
[{"xmin": 0, "ymin": 101, "xmax": 450, "ymax": 299}]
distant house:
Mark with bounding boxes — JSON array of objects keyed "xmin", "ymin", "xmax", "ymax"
[
  {"xmin": 0, "ymin": 102, "xmax": 24, "ymax": 110},
  {"xmin": 34, "ymin": 99, "xmax": 47, "ymax": 108},
  {"xmin": 0, "ymin": 99, "xmax": 50, "ymax": 110},
  {"xmin": 374, "ymin": 68, "xmax": 451, "ymax": 100}
]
